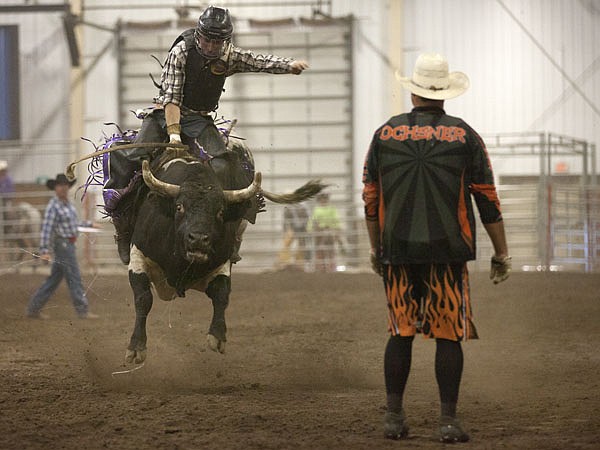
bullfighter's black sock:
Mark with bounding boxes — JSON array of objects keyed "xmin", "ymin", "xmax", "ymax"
[
  {"xmin": 435, "ymin": 338, "xmax": 463, "ymax": 417},
  {"xmin": 384, "ymin": 335, "xmax": 414, "ymax": 413}
]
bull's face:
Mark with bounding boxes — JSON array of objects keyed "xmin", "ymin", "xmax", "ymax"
[
  {"xmin": 141, "ymin": 160, "xmax": 262, "ymax": 264},
  {"xmin": 174, "ymin": 183, "xmax": 225, "ymax": 263}
]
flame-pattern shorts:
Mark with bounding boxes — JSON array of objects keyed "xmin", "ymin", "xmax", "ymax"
[{"xmin": 382, "ymin": 263, "xmax": 478, "ymax": 341}]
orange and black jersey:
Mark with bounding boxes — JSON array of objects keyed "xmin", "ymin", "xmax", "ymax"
[{"xmin": 362, "ymin": 106, "xmax": 503, "ymax": 264}]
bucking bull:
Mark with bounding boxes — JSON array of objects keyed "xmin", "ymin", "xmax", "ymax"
[{"xmin": 68, "ymin": 139, "xmax": 325, "ymax": 364}]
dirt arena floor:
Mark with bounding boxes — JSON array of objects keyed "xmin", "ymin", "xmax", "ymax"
[{"xmin": 0, "ymin": 268, "xmax": 598, "ymax": 449}]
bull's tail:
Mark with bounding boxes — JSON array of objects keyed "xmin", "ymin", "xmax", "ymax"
[{"xmin": 262, "ymin": 179, "xmax": 328, "ymax": 204}]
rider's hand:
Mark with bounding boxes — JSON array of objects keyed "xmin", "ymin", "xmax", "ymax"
[
  {"xmin": 167, "ymin": 123, "xmax": 182, "ymax": 147},
  {"xmin": 490, "ymin": 255, "xmax": 511, "ymax": 284},
  {"xmin": 289, "ymin": 60, "xmax": 309, "ymax": 74}
]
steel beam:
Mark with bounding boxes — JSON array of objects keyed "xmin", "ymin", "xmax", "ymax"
[{"xmin": 0, "ymin": 4, "xmax": 69, "ymax": 13}]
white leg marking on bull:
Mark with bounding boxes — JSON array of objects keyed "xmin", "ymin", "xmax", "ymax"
[{"xmin": 129, "ymin": 245, "xmax": 177, "ymax": 300}]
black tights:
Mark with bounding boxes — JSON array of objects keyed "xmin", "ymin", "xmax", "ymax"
[{"xmin": 384, "ymin": 335, "xmax": 463, "ymax": 416}]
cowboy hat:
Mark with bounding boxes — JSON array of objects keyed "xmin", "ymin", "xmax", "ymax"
[
  {"xmin": 46, "ymin": 173, "xmax": 76, "ymax": 190},
  {"xmin": 396, "ymin": 53, "xmax": 469, "ymax": 100},
  {"xmin": 0, "ymin": 160, "xmax": 7, "ymax": 171}
]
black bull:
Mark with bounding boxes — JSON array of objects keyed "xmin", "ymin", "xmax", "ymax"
[{"xmin": 124, "ymin": 148, "xmax": 325, "ymax": 364}]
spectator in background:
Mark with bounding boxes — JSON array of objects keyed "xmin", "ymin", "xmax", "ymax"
[
  {"xmin": 26, "ymin": 174, "xmax": 99, "ymax": 320},
  {"xmin": 0, "ymin": 160, "xmax": 16, "ymax": 253},
  {"xmin": 278, "ymin": 203, "xmax": 310, "ymax": 270},
  {"xmin": 307, "ymin": 192, "xmax": 342, "ymax": 272},
  {"xmin": 0, "ymin": 160, "xmax": 15, "ymax": 197}
]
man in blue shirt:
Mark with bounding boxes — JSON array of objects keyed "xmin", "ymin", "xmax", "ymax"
[
  {"xmin": 0, "ymin": 160, "xmax": 15, "ymax": 196},
  {"xmin": 26, "ymin": 174, "xmax": 98, "ymax": 320}
]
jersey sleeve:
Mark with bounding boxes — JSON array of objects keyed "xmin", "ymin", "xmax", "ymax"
[
  {"xmin": 466, "ymin": 126, "xmax": 503, "ymax": 224},
  {"xmin": 362, "ymin": 129, "xmax": 381, "ymax": 222}
]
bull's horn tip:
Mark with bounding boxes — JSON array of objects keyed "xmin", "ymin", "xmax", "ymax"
[
  {"xmin": 142, "ymin": 160, "xmax": 149, "ymax": 169},
  {"xmin": 254, "ymin": 172, "xmax": 262, "ymax": 184}
]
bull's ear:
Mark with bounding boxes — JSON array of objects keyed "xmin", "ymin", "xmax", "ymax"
[{"xmin": 222, "ymin": 201, "xmax": 250, "ymax": 222}]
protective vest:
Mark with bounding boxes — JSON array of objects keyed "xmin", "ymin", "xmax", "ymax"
[{"xmin": 172, "ymin": 29, "xmax": 228, "ymax": 112}]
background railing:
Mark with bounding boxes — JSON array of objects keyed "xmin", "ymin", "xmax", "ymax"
[{"xmin": 1, "ymin": 183, "xmax": 599, "ymax": 274}]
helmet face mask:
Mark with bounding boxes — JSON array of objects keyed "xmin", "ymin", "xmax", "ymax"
[
  {"xmin": 194, "ymin": 32, "xmax": 226, "ymax": 59},
  {"xmin": 195, "ymin": 6, "xmax": 232, "ymax": 59}
]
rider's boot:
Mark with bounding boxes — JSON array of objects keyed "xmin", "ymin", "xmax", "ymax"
[
  {"xmin": 113, "ymin": 215, "xmax": 131, "ymax": 265},
  {"xmin": 230, "ymin": 220, "xmax": 247, "ymax": 264}
]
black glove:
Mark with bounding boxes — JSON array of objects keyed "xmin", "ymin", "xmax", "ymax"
[{"xmin": 490, "ymin": 255, "xmax": 511, "ymax": 284}]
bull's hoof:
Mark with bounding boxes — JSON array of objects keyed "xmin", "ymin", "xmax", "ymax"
[
  {"xmin": 207, "ymin": 334, "xmax": 226, "ymax": 354},
  {"xmin": 125, "ymin": 348, "xmax": 147, "ymax": 364}
]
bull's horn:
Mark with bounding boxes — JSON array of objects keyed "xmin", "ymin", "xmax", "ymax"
[
  {"xmin": 142, "ymin": 160, "xmax": 180, "ymax": 197},
  {"xmin": 223, "ymin": 172, "xmax": 262, "ymax": 203}
]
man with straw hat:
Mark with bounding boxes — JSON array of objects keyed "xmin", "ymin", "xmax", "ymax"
[
  {"xmin": 26, "ymin": 174, "xmax": 98, "ymax": 320},
  {"xmin": 362, "ymin": 53, "xmax": 510, "ymax": 442}
]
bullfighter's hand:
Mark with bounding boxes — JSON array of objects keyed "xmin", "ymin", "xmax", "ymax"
[
  {"xmin": 289, "ymin": 60, "xmax": 309, "ymax": 74},
  {"xmin": 490, "ymin": 255, "xmax": 511, "ymax": 284},
  {"xmin": 369, "ymin": 249, "xmax": 383, "ymax": 277}
]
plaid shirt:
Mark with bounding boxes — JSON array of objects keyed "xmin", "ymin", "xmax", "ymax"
[
  {"xmin": 155, "ymin": 40, "xmax": 294, "ymax": 110},
  {"xmin": 39, "ymin": 196, "xmax": 79, "ymax": 252}
]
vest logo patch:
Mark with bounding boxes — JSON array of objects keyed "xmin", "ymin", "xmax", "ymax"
[
  {"xmin": 380, "ymin": 125, "xmax": 466, "ymax": 143},
  {"xmin": 210, "ymin": 60, "xmax": 227, "ymax": 75}
]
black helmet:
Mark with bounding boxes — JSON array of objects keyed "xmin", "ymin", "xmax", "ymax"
[{"xmin": 196, "ymin": 6, "xmax": 233, "ymax": 41}]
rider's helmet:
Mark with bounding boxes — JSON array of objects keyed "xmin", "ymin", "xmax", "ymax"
[{"xmin": 194, "ymin": 6, "xmax": 233, "ymax": 59}]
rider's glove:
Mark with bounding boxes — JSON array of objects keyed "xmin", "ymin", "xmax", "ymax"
[
  {"xmin": 490, "ymin": 255, "xmax": 512, "ymax": 284},
  {"xmin": 167, "ymin": 123, "xmax": 182, "ymax": 145}
]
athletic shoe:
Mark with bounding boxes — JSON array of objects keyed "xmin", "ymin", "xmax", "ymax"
[
  {"xmin": 384, "ymin": 410, "xmax": 409, "ymax": 440},
  {"xmin": 439, "ymin": 415, "xmax": 470, "ymax": 443}
]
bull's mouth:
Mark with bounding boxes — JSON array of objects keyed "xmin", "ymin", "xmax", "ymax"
[{"xmin": 185, "ymin": 250, "xmax": 209, "ymax": 263}]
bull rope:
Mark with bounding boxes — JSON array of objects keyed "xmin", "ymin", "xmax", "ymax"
[
  {"xmin": 111, "ymin": 363, "xmax": 145, "ymax": 376},
  {"xmin": 65, "ymin": 142, "xmax": 189, "ymax": 181}
]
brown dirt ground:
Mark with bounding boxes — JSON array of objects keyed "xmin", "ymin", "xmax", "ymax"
[{"xmin": 0, "ymin": 269, "xmax": 599, "ymax": 449}]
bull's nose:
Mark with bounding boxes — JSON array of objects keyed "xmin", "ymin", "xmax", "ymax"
[{"xmin": 188, "ymin": 232, "xmax": 210, "ymax": 247}]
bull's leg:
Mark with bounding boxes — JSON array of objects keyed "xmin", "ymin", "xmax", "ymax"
[
  {"xmin": 125, "ymin": 271, "xmax": 153, "ymax": 363},
  {"xmin": 205, "ymin": 274, "xmax": 230, "ymax": 354}
]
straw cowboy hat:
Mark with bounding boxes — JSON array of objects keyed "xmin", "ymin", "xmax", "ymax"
[
  {"xmin": 396, "ymin": 53, "xmax": 469, "ymax": 100},
  {"xmin": 46, "ymin": 173, "xmax": 76, "ymax": 190}
]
